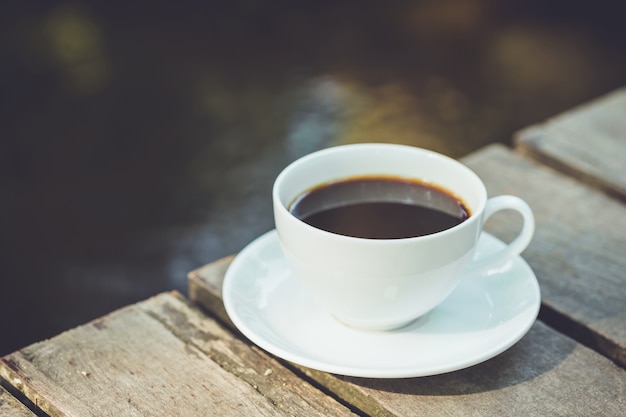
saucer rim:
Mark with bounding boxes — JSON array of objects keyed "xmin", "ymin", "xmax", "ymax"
[{"xmin": 222, "ymin": 230, "xmax": 540, "ymax": 378}]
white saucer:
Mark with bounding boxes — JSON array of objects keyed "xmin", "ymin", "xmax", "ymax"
[{"xmin": 223, "ymin": 230, "xmax": 540, "ymax": 378}]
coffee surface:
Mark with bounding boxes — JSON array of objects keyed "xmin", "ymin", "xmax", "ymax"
[{"xmin": 289, "ymin": 176, "xmax": 470, "ymax": 239}]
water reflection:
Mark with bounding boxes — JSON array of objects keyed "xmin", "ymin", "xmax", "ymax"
[{"xmin": 1, "ymin": 0, "xmax": 625, "ymax": 355}]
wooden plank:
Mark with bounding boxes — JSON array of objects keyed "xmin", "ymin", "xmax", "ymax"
[
  {"xmin": 0, "ymin": 292, "xmax": 356, "ymax": 417},
  {"xmin": 188, "ymin": 238, "xmax": 626, "ymax": 416},
  {"xmin": 0, "ymin": 385, "xmax": 35, "ymax": 417},
  {"xmin": 463, "ymin": 144, "xmax": 626, "ymax": 366},
  {"xmin": 515, "ymin": 87, "xmax": 626, "ymax": 200},
  {"xmin": 188, "ymin": 255, "xmax": 233, "ymax": 328},
  {"xmin": 300, "ymin": 323, "xmax": 626, "ymax": 417}
]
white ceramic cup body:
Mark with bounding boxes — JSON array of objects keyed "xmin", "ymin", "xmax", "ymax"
[{"xmin": 273, "ymin": 143, "xmax": 534, "ymax": 331}]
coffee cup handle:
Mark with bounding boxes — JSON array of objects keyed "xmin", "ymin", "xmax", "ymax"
[{"xmin": 466, "ymin": 195, "xmax": 535, "ymax": 276}]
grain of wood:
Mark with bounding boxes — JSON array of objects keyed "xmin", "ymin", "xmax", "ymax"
[
  {"xmin": 0, "ymin": 292, "xmax": 355, "ymax": 417},
  {"xmin": 0, "ymin": 385, "xmax": 35, "ymax": 417},
  {"xmin": 142, "ymin": 292, "xmax": 356, "ymax": 417},
  {"xmin": 300, "ymin": 323, "xmax": 626, "ymax": 417},
  {"xmin": 188, "ymin": 255, "xmax": 233, "ymax": 328},
  {"xmin": 463, "ymin": 144, "xmax": 626, "ymax": 366},
  {"xmin": 515, "ymin": 87, "xmax": 626, "ymax": 199}
]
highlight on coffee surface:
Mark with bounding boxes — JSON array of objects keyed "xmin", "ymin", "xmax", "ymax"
[{"xmin": 289, "ymin": 175, "xmax": 470, "ymax": 239}]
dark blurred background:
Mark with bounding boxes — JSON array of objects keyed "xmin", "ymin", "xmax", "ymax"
[{"xmin": 1, "ymin": 0, "xmax": 625, "ymax": 355}]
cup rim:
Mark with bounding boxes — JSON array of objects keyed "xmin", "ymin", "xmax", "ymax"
[{"xmin": 273, "ymin": 143, "xmax": 487, "ymax": 243}]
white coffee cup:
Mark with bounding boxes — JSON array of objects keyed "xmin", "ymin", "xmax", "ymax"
[{"xmin": 273, "ymin": 143, "xmax": 534, "ymax": 331}]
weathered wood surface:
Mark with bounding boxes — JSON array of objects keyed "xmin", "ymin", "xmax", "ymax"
[
  {"xmin": 0, "ymin": 385, "xmax": 35, "ymax": 417},
  {"xmin": 0, "ymin": 292, "xmax": 355, "ymax": 417},
  {"xmin": 464, "ymin": 144, "xmax": 626, "ymax": 367},
  {"xmin": 515, "ymin": 87, "xmax": 626, "ymax": 199},
  {"xmin": 189, "ymin": 255, "xmax": 234, "ymax": 329},
  {"xmin": 189, "ymin": 243, "xmax": 626, "ymax": 415}
]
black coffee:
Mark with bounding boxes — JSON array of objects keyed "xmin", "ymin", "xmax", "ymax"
[{"xmin": 289, "ymin": 175, "xmax": 470, "ymax": 239}]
